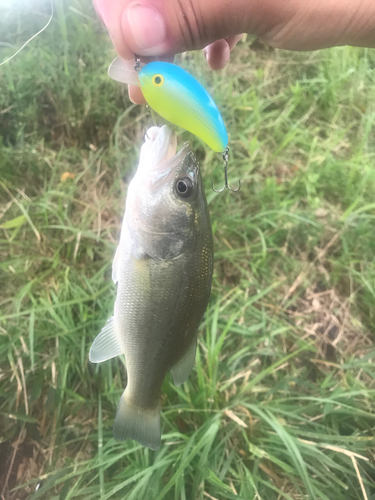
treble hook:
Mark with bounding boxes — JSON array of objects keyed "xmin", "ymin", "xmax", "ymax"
[{"xmin": 212, "ymin": 147, "xmax": 241, "ymax": 193}]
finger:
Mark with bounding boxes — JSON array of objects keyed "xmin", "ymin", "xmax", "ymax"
[
  {"xmin": 203, "ymin": 35, "xmax": 243, "ymax": 70},
  {"xmin": 225, "ymin": 34, "xmax": 244, "ymax": 50},
  {"xmin": 94, "ymin": 0, "xmax": 266, "ymax": 59},
  {"xmin": 129, "ymin": 86, "xmax": 147, "ymax": 104},
  {"xmin": 93, "ymin": 0, "xmax": 133, "ymax": 61},
  {"xmin": 203, "ymin": 39, "xmax": 230, "ymax": 70}
]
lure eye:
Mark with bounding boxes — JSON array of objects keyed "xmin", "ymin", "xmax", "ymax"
[
  {"xmin": 175, "ymin": 177, "xmax": 194, "ymax": 199},
  {"xmin": 152, "ymin": 74, "xmax": 164, "ymax": 86}
]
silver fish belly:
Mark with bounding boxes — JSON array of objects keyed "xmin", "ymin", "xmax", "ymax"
[{"xmin": 89, "ymin": 125, "xmax": 213, "ymax": 450}]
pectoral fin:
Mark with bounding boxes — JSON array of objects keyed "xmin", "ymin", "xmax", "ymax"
[
  {"xmin": 89, "ymin": 317, "xmax": 123, "ymax": 363},
  {"xmin": 171, "ymin": 339, "xmax": 197, "ymax": 386}
]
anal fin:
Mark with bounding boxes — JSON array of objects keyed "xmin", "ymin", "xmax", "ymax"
[
  {"xmin": 171, "ymin": 339, "xmax": 197, "ymax": 386},
  {"xmin": 89, "ymin": 316, "xmax": 123, "ymax": 363}
]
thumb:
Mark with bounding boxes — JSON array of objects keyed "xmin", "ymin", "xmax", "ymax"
[
  {"xmin": 94, "ymin": 0, "xmax": 280, "ymax": 59},
  {"xmin": 121, "ymin": 0, "xmax": 249, "ymax": 56}
]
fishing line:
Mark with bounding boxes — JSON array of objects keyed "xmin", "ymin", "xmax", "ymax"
[{"xmin": 0, "ymin": 0, "xmax": 53, "ymax": 67}]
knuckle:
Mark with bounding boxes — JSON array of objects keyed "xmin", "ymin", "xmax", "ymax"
[{"xmin": 172, "ymin": 0, "xmax": 207, "ymax": 50}]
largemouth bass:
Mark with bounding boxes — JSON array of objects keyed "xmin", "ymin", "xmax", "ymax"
[{"xmin": 89, "ymin": 125, "xmax": 213, "ymax": 450}]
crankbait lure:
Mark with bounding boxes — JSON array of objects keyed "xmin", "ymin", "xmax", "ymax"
[
  {"xmin": 139, "ymin": 61, "xmax": 228, "ymax": 153},
  {"xmin": 108, "ymin": 57, "xmax": 240, "ymax": 191},
  {"xmin": 109, "ymin": 57, "xmax": 227, "ymax": 152}
]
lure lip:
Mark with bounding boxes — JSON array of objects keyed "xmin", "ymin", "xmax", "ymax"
[{"xmin": 108, "ymin": 57, "xmax": 141, "ymax": 87}]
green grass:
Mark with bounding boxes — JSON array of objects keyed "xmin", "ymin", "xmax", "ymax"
[{"xmin": 1, "ymin": 1, "xmax": 375, "ymax": 499}]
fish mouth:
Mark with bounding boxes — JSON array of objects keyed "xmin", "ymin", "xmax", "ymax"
[
  {"xmin": 142, "ymin": 125, "xmax": 177, "ymax": 166},
  {"xmin": 138, "ymin": 125, "xmax": 192, "ymax": 176}
]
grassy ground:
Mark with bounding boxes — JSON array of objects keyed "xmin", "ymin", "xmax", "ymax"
[{"xmin": 1, "ymin": 1, "xmax": 375, "ymax": 499}]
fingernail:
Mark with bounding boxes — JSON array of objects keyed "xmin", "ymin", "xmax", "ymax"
[{"xmin": 126, "ymin": 3, "xmax": 166, "ymax": 50}]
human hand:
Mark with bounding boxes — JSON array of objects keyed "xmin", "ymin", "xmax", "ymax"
[{"xmin": 93, "ymin": 0, "xmax": 375, "ymax": 104}]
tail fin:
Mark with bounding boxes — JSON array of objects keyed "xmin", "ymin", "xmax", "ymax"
[{"xmin": 113, "ymin": 391, "xmax": 161, "ymax": 450}]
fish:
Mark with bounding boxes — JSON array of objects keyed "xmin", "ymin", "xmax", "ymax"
[
  {"xmin": 89, "ymin": 125, "xmax": 214, "ymax": 450},
  {"xmin": 108, "ymin": 58, "xmax": 228, "ymax": 153}
]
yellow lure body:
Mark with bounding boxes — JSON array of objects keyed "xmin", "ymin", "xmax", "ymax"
[{"xmin": 139, "ymin": 62, "xmax": 228, "ymax": 153}]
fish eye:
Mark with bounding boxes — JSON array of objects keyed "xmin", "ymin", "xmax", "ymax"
[
  {"xmin": 175, "ymin": 177, "xmax": 194, "ymax": 199},
  {"xmin": 152, "ymin": 74, "xmax": 164, "ymax": 86}
]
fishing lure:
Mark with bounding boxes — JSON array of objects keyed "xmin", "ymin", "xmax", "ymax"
[
  {"xmin": 108, "ymin": 57, "xmax": 240, "ymax": 191},
  {"xmin": 109, "ymin": 57, "xmax": 227, "ymax": 152}
]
